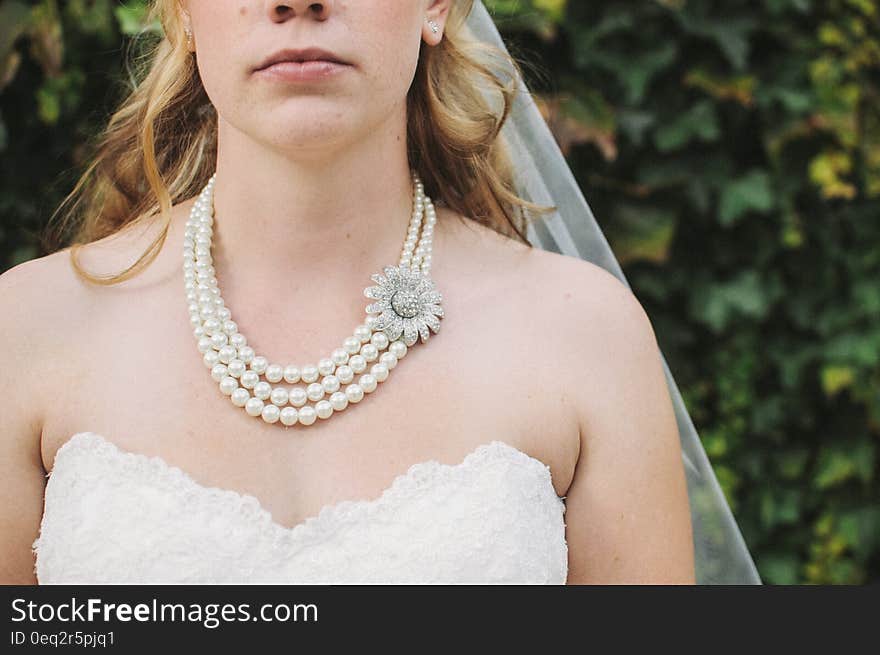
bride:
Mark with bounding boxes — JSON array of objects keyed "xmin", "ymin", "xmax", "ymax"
[{"xmin": 0, "ymin": 0, "xmax": 696, "ymax": 584}]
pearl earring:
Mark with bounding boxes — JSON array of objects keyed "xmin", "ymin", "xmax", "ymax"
[
  {"xmin": 184, "ymin": 25, "xmax": 193, "ymax": 48},
  {"xmin": 428, "ymin": 20, "xmax": 440, "ymax": 34}
]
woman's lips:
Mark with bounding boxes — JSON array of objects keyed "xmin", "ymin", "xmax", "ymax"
[{"xmin": 253, "ymin": 59, "xmax": 352, "ymax": 82}]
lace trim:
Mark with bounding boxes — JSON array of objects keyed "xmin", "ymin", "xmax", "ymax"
[{"xmin": 45, "ymin": 431, "xmax": 564, "ymax": 556}]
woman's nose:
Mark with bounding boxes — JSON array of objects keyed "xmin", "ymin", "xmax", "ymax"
[{"xmin": 265, "ymin": 0, "xmax": 335, "ymax": 23}]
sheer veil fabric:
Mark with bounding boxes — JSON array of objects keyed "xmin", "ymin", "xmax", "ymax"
[{"xmin": 465, "ymin": 1, "xmax": 762, "ymax": 584}]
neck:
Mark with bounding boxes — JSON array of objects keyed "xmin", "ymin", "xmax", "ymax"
[{"xmin": 206, "ymin": 114, "xmax": 419, "ymax": 296}]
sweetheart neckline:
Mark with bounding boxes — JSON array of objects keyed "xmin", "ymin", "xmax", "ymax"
[{"xmin": 49, "ymin": 431, "xmax": 562, "ymax": 544}]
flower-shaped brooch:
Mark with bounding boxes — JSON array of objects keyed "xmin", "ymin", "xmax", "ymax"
[{"xmin": 364, "ymin": 265, "xmax": 444, "ymax": 347}]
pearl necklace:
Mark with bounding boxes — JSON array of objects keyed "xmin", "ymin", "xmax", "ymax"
[{"xmin": 184, "ymin": 169, "xmax": 444, "ymax": 427}]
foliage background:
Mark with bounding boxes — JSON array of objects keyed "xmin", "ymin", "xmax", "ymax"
[{"xmin": 1, "ymin": 0, "xmax": 877, "ymax": 584}]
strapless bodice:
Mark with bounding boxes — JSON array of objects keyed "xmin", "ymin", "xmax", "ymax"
[{"xmin": 32, "ymin": 431, "xmax": 568, "ymax": 584}]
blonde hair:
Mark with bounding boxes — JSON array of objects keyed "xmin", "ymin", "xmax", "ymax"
[{"xmin": 41, "ymin": 0, "xmax": 556, "ymax": 285}]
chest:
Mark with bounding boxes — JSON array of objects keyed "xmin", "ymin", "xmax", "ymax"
[{"xmin": 38, "ymin": 273, "xmax": 577, "ymax": 533}]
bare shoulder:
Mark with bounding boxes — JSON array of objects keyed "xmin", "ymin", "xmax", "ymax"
[
  {"xmin": 0, "ymin": 203, "xmax": 188, "ymax": 427},
  {"xmin": 0, "ymin": 237, "xmax": 114, "ymax": 342},
  {"xmin": 439, "ymin": 206, "xmax": 648, "ymax": 319},
  {"xmin": 0, "ymin": 249, "xmax": 84, "ymax": 350},
  {"xmin": 0, "ymin": 248, "xmax": 96, "ymax": 442},
  {"xmin": 446, "ymin": 210, "xmax": 654, "ymax": 349},
  {"xmin": 520, "ymin": 241, "xmax": 660, "ymax": 424},
  {"xmin": 439, "ymin": 208, "xmax": 660, "ymax": 474}
]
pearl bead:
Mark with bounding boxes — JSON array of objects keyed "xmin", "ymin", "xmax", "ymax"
[
  {"xmin": 298, "ymin": 405, "xmax": 317, "ymax": 425},
  {"xmin": 318, "ymin": 358, "xmax": 335, "ymax": 376},
  {"xmin": 219, "ymin": 376, "xmax": 238, "ymax": 395},
  {"xmin": 283, "ymin": 365, "xmax": 301, "ymax": 383},
  {"xmin": 211, "ymin": 363, "xmax": 228, "ymax": 382},
  {"xmin": 289, "ymin": 387, "xmax": 307, "ymax": 407},
  {"xmin": 321, "ymin": 375, "xmax": 340, "ymax": 394},
  {"xmin": 331, "ymin": 348, "xmax": 349, "ymax": 365},
  {"xmin": 229, "ymin": 333, "xmax": 247, "ymax": 348},
  {"xmin": 226, "ymin": 359, "xmax": 246, "ymax": 378},
  {"xmin": 349, "ymin": 354, "xmax": 367, "ymax": 373},
  {"xmin": 265, "ymin": 364, "xmax": 284, "ymax": 383},
  {"xmin": 203, "ymin": 350, "xmax": 220, "ymax": 368},
  {"xmin": 371, "ymin": 362, "xmax": 389, "ymax": 382},
  {"xmin": 218, "ymin": 345, "xmax": 236, "ymax": 364},
  {"xmin": 250, "ymin": 356, "xmax": 268, "ymax": 374},
  {"xmin": 197, "ymin": 336, "xmax": 213, "ymax": 353},
  {"xmin": 253, "ymin": 381, "xmax": 272, "ymax": 400},
  {"xmin": 315, "ymin": 400, "xmax": 333, "ymax": 419},
  {"xmin": 245, "ymin": 397, "xmax": 264, "ymax": 416},
  {"xmin": 306, "ymin": 382, "xmax": 325, "ymax": 402},
  {"xmin": 343, "ymin": 336, "xmax": 361, "ymax": 355},
  {"xmin": 389, "ymin": 341, "xmax": 407, "ymax": 358},
  {"xmin": 280, "ymin": 407, "xmax": 298, "ymax": 426},
  {"xmin": 329, "ymin": 391, "xmax": 348, "ymax": 411},
  {"xmin": 223, "ymin": 320, "xmax": 238, "ymax": 335},
  {"xmin": 261, "ymin": 403, "xmax": 281, "ymax": 423},
  {"xmin": 203, "ymin": 318, "xmax": 221, "ymax": 333},
  {"xmin": 359, "ymin": 373, "xmax": 377, "ymax": 393},
  {"xmin": 301, "ymin": 365, "xmax": 319, "ymax": 383},
  {"xmin": 241, "ymin": 370, "xmax": 259, "ymax": 389},
  {"xmin": 379, "ymin": 352, "xmax": 398, "ymax": 369},
  {"xmin": 336, "ymin": 365, "xmax": 354, "ymax": 384},
  {"xmin": 238, "ymin": 346, "xmax": 255, "ymax": 364},
  {"xmin": 370, "ymin": 332, "xmax": 390, "ymax": 350},
  {"xmin": 345, "ymin": 383, "xmax": 364, "ymax": 403},
  {"xmin": 361, "ymin": 343, "xmax": 379, "ymax": 362},
  {"xmin": 231, "ymin": 388, "xmax": 250, "ymax": 407},
  {"xmin": 210, "ymin": 333, "xmax": 228, "ymax": 349},
  {"xmin": 270, "ymin": 386, "xmax": 289, "ymax": 406}
]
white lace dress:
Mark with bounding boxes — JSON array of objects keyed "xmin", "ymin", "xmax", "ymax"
[{"xmin": 31, "ymin": 431, "xmax": 569, "ymax": 584}]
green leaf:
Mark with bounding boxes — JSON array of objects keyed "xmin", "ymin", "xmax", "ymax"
[
  {"xmin": 607, "ymin": 203, "xmax": 677, "ymax": 264},
  {"xmin": 759, "ymin": 553, "xmax": 801, "ymax": 585},
  {"xmin": 675, "ymin": 12, "xmax": 756, "ymax": 70},
  {"xmin": 838, "ymin": 508, "xmax": 880, "ymax": 559},
  {"xmin": 719, "ymin": 169, "xmax": 775, "ymax": 225},
  {"xmin": 533, "ymin": 0, "xmax": 567, "ymax": 22},
  {"xmin": 654, "ymin": 100, "xmax": 720, "ymax": 152},
  {"xmin": 820, "ymin": 365, "xmax": 855, "ymax": 396},
  {"xmin": 814, "ymin": 449, "xmax": 854, "ymax": 489},
  {"xmin": 813, "ymin": 440, "xmax": 876, "ymax": 489},
  {"xmin": 823, "ymin": 331, "xmax": 880, "ymax": 368},
  {"xmin": 36, "ymin": 83, "xmax": 60, "ymax": 124},
  {"xmin": 689, "ymin": 270, "xmax": 778, "ymax": 332},
  {"xmin": 759, "ymin": 487, "xmax": 801, "ymax": 529},
  {"xmin": 778, "ymin": 448, "xmax": 810, "ymax": 479},
  {"xmin": 773, "ymin": 88, "xmax": 813, "ymax": 113},
  {"xmin": 113, "ymin": 1, "xmax": 160, "ymax": 36},
  {"xmin": 619, "ymin": 44, "xmax": 677, "ymax": 104}
]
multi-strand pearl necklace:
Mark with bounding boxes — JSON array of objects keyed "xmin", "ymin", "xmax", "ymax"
[{"xmin": 184, "ymin": 169, "xmax": 444, "ymax": 427}]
